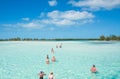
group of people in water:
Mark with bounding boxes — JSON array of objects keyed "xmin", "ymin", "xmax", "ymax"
[
  {"xmin": 38, "ymin": 71, "xmax": 55, "ymax": 79},
  {"xmin": 39, "ymin": 43, "xmax": 62, "ymax": 79},
  {"xmin": 39, "ymin": 43, "xmax": 97, "ymax": 79},
  {"xmin": 46, "ymin": 48, "xmax": 56, "ymax": 64},
  {"xmin": 38, "ymin": 64, "xmax": 97, "ymax": 79},
  {"xmin": 46, "ymin": 53, "xmax": 56, "ymax": 64},
  {"xmin": 46, "ymin": 43, "xmax": 62, "ymax": 64}
]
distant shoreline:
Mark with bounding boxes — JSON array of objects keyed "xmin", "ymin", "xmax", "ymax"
[
  {"xmin": 0, "ymin": 38, "xmax": 120, "ymax": 41},
  {"xmin": 0, "ymin": 35, "xmax": 120, "ymax": 41}
]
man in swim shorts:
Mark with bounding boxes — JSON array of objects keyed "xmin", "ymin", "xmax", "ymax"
[{"xmin": 38, "ymin": 71, "xmax": 46, "ymax": 79}]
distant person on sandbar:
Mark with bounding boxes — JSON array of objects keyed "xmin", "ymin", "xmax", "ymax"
[
  {"xmin": 56, "ymin": 45, "xmax": 58, "ymax": 48},
  {"xmin": 51, "ymin": 56, "xmax": 56, "ymax": 62},
  {"xmin": 90, "ymin": 65, "xmax": 97, "ymax": 73},
  {"xmin": 46, "ymin": 55, "xmax": 49, "ymax": 64},
  {"xmin": 48, "ymin": 72, "xmax": 55, "ymax": 79},
  {"xmin": 59, "ymin": 43, "xmax": 62, "ymax": 48},
  {"xmin": 51, "ymin": 48, "xmax": 54, "ymax": 54},
  {"xmin": 38, "ymin": 71, "xmax": 46, "ymax": 79}
]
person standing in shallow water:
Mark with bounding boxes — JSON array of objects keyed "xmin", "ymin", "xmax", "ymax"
[
  {"xmin": 46, "ymin": 55, "xmax": 49, "ymax": 64},
  {"xmin": 46, "ymin": 55, "xmax": 49, "ymax": 59},
  {"xmin": 48, "ymin": 72, "xmax": 55, "ymax": 79},
  {"xmin": 51, "ymin": 56, "xmax": 56, "ymax": 62},
  {"xmin": 51, "ymin": 48, "xmax": 54, "ymax": 54},
  {"xmin": 38, "ymin": 71, "xmax": 46, "ymax": 79},
  {"xmin": 59, "ymin": 43, "xmax": 62, "ymax": 48},
  {"xmin": 56, "ymin": 45, "xmax": 58, "ymax": 48},
  {"xmin": 90, "ymin": 65, "xmax": 97, "ymax": 73}
]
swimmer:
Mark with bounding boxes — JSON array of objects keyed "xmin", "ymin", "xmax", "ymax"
[
  {"xmin": 46, "ymin": 55, "xmax": 49, "ymax": 64},
  {"xmin": 59, "ymin": 43, "xmax": 62, "ymax": 48},
  {"xmin": 56, "ymin": 45, "xmax": 58, "ymax": 48},
  {"xmin": 51, "ymin": 56, "xmax": 56, "ymax": 62},
  {"xmin": 90, "ymin": 65, "xmax": 97, "ymax": 73},
  {"xmin": 38, "ymin": 71, "xmax": 46, "ymax": 79},
  {"xmin": 46, "ymin": 58, "xmax": 49, "ymax": 64},
  {"xmin": 46, "ymin": 55, "xmax": 49, "ymax": 59},
  {"xmin": 48, "ymin": 72, "xmax": 55, "ymax": 79},
  {"xmin": 51, "ymin": 48, "xmax": 54, "ymax": 54}
]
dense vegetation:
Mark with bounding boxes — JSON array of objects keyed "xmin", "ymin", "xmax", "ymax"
[
  {"xmin": 100, "ymin": 35, "xmax": 120, "ymax": 41},
  {"xmin": 0, "ymin": 35, "xmax": 120, "ymax": 41},
  {"xmin": 0, "ymin": 38, "xmax": 99, "ymax": 41}
]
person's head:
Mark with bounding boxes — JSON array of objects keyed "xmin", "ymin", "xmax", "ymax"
[
  {"xmin": 40, "ymin": 71, "xmax": 43, "ymax": 73},
  {"xmin": 50, "ymin": 72, "xmax": 53, "ymax": 75},
  {"xmin": 93, "ymin": 65, "xmax": 95, "ymax": 67},
  {"xmin": 47, "ymin": 55, "xmax": 49, "ymax": 58}
]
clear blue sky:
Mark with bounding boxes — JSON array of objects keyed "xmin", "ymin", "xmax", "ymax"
[{"xmin": 0, "ymin": 0, "xmax": 120, "ymax": 39}]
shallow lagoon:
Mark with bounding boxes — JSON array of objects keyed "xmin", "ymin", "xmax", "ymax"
[{"xmin": 0, "ymin": 41, "xmax": 120, "ymax": 79}]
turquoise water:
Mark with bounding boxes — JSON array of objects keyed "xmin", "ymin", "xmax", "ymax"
[{"xmin": 0, "ymin": 41, "xmax": 120, "ymax": 79}]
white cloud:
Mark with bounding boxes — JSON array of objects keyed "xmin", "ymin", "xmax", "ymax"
[
  {"xmin": 41, "ymin": 19, "xmax": 75, "ymax": 26},
  {"xmin": 18, "ymin": 23, "xmax": 39, "ymax": 28},
  {"xmin": 22, "ymin": 18, "xmax": 30, "ymax": 21},
  {"xmin": 69, "ymin": 0, "xmax": 120, "ymax": 10},
  {"xmin": 1, "ymin": 10, "xmax": 95, "ymax": 29},
  {"xmin": 48, "ymin": 0, "xmax": 57, "ymax": 6},
  {"xmin": 52, "ymin": 19, "xmax": 76, "ymax": 26},
  {"xmin": 1, "ymin": 22, "xmax": 43, "ymax": 29},
  {"xmin": 46, "ymin": 10, "xmax": 94, "ymax": 26},
  {"xmin": 47, "ymin": 10, "xmax": 94, "ymax": 20}
]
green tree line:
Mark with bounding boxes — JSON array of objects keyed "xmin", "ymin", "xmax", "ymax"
[
  {"xmin": 100, "ymin": 35, "xmax": 120, "ymax": 41},
  {"xmin": 0, "ymin": 35, "xmax": 120, "ymax": 41}
]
